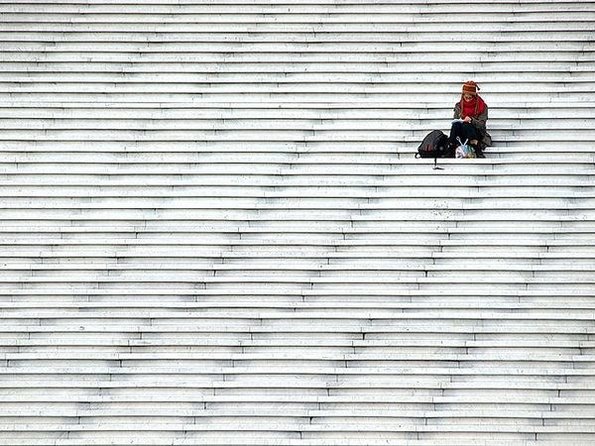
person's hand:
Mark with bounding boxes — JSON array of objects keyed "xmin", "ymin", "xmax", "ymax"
[{"xmin": 463, "ymin": 116, "xmax": 472, "ymax": 123}]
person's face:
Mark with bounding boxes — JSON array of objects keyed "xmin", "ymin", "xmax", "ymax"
[{"xmin": 463, "ymin": 93, "xmax": 474, "ymax": 101}]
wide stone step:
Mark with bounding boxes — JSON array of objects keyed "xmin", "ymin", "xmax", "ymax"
[
  {"xmin": 0, "ymin": 347, "xmax": 595, "ymax": 364},
  {"xmin": 2, "ymin": 165, "xmax": 595, "ymax": 178},
  {"xmin": 1, "ymin": 117, "xmax": 594, "ymax": 131},
  {"xmin": 1, "ymin": 320, "xmax": 594, "ymax": 333},
  {"xmin": 0, "ymin": 438, "xmax": 591, "ymax": 446},
  {"xmin": 2, "ymin": 420, "xmax": 595, "ymax": 433},
  {"xmin": 0, "ymin": 101, "xmax": 592, "ymax": 115},
  {"xmin": 1, "ymin": 407, "xmax": 594, "ymax": 421},
  {"xmin": 0, "ymin": 364, "xmax": 594, "ymax": 378},
  {"xmin": 2, "ymin": 72, "xmax": 595, "ymax": 84},
  {"xmin": 0, "ymin": 175, "xmax": 593, "ymax": 188},
  {"xmin": 1, "ymin": 295, "xmax": 593, "ymax": 308},
  {"xmin": 1, "ymin": 10, "xmax": 593, "ymax": 24},
  {"xmin": 4, "ymin": 50, "xmax": 592, "ymax": 65},
  {"xmin": 1, "ymin": 270, "xmax": 593, "ymax": 283},
  {"xmin": 0, "ymin": 220, "xmax": 591, "ymax": 230},
  {"xmin": 0, "ymin": 2, "xmax": 592, "ymax": 13},
  {"xmin": 2, "ymin": 335, "xmax": 594, "ymax": 346},
  {"xmin": 1, "ymin": 186, "xmax": 593, "ymax": 198},
  {"xmin": 2, "ymin": 256, "xmax": 593, "ymax": 267},
  {"xmin": 33, "ymin": 223, "xmax": 584, "ymax": 235},
  {"xmin": 2, "ymin": 28, "xmax": 594, "ymax": 41},
  {"xmin": 1, "ymin": 92, "xmax": 593, "ymax": 104},
  {"xmin": 1, "ymin": 196, "xmax": 594, "ymax": 209},
  {"xmin": 0, "ymin": 141, "xmax": 591, "ymax": 155}
]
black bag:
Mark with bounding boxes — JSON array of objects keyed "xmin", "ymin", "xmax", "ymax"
[{"xmin": 416, "ymin": 130, "xmax": 451, "ymax": 159}]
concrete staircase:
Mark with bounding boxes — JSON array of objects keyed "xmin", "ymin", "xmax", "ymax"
[{"xmin": 0, "ymin": 0, "xmax": 594, "ymax": 444}]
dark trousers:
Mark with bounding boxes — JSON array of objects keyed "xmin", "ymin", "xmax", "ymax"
[{"xmin": 449, "ymin": 121, "xmax": 479, "ymax": 147}]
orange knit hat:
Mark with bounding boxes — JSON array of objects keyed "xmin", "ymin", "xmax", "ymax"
[{"xmin": 462, "ymin": 80, "xmax": 480, "ymax": 96}]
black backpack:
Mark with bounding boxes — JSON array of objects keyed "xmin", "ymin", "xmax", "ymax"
[{"xmin": 416, "ymin": 130, "xmax": 451, "ymax": 159}]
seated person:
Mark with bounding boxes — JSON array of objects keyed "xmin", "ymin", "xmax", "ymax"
[{"xmin": 449, "ymin": 80, "xmax": 492, "ymax": 158}]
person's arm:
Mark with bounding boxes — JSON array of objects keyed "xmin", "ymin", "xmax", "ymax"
[
  {"xmin": 453, "ymin": 103, "xmax": 460, "ymax": 119},
  {"xmin": 471, "ymin": 105, "xmax": 488, "ymax": 133}
]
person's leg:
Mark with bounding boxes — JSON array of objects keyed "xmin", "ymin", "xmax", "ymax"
[
  {"xmin": 449, "ymin": 122, "xmax": 484, "ymax": 157},
  {"xmin": 461, "ymin": 124, "xmax": 483, "ymax": 157},
  {"xmin": 448, "ymin": 121, "xmax": 465, "ymax": 147},
  {"xmin": 460, "ymin": 123, "xmax": 479, "ymax": 144},
  {"xmin": 449, "ymin": 121, "xmax": 478, "ymax": 142}
]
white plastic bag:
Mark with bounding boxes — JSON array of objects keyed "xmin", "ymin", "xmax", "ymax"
[{"xmin": 455, "ymin": 137, "xmax": 476, "ymax": 159}]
